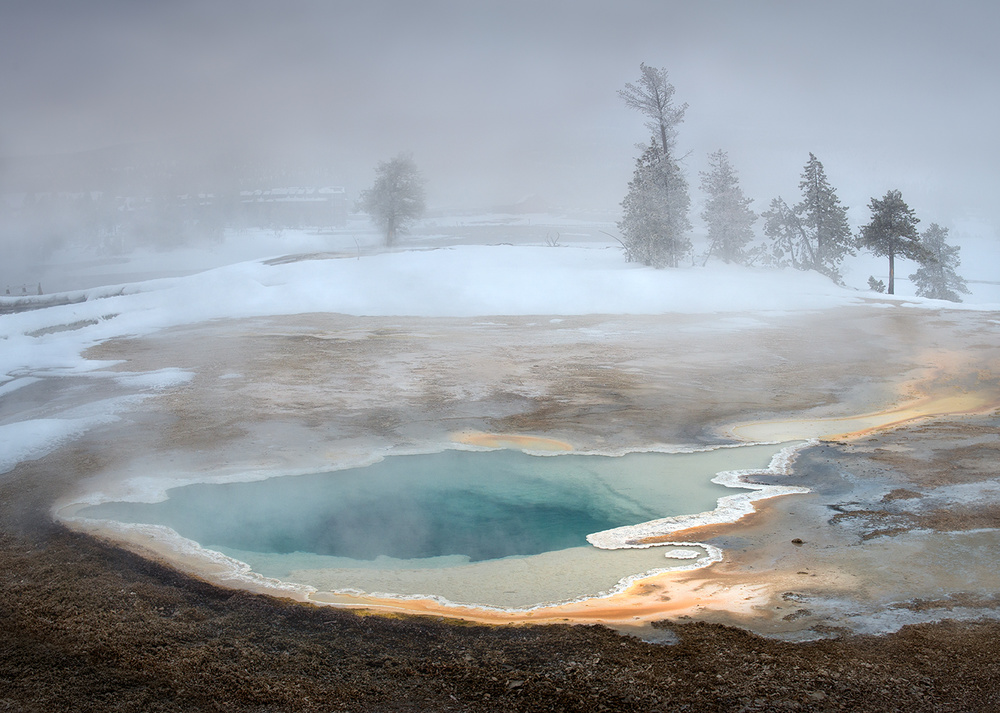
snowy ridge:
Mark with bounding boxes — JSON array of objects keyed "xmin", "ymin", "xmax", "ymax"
[{"xmin": 3, "ymin": 245, "xmax": 993, "ymax": 388}]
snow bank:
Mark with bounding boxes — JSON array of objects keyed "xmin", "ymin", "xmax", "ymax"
[
  {"xmin": 6, "ymin": 243, "xmax": 993, "ymax": 387},
  {"xmin": 0, "ymin": 245, "xmax": 867, "ymax": 379},
  {"xmin": 256, "ymin": 246, "xmax": 861, "ymax": 317},
  {"xmin": 0, "ymin": 416, "xmax": 112, "ymax": 475}
]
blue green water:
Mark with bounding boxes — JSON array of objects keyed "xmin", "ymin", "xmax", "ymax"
[{"xmin": 80, "ymin": 446, "xmax": 773, "ymax": 565}]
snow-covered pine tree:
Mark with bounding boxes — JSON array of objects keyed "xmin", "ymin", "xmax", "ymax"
[
  {"xmin": 761, "ymin": 196, "xmax": 810, "ymax": 269},
  {"xmin": 909, "ymin": 223, "xmax": 969, "ymax": 302},
  {"xmin": 858, "ymin": 189, "xmax": 923, "ymax": 295},
  {"xmin": 699, "ymin": 150, "xmax": 756, "ymax": 264},
  {"xmin": 760, "ymin": 154, "xmax": 853, "ymax": 280},
  {"xmin": 868, "ymin": 276, "xmax": 886, "ymax": 293},
  {"xmin": 794, "ymin": 153, "xmax": 854, "ymax": 281},
  {"xmin": 619, "ymin": 141, "xmax": 692, "ymax": 267},
  {"xmin": 619, "ymin": 63, "xmax": 686, "ymax": 163},
  {"xmin": 617, "ymin": 64, "xmax": 691, "ymax": 268}
]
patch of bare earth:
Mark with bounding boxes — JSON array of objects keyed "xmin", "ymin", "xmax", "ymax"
[{"xmin": 5, "ymin": 521, "xmax": 1000, "ymax": 712}]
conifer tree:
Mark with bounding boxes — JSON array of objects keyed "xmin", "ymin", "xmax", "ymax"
[
  {"xmin": 795, "ymin": 153, "xmax": 854, "ymax": 280},
  {"xmin": 761, "ymin": 196, "xmax": 809, "ymax": 269},
  {"xmin": 699, "ymin": 150, "xmax": 756, "ymax": 264},
  {"xmin": 909, "ymin": 223, "xmax": 969, "ymax": 302},
  {"xmin": 858, "ymin": 189, "xmax": 923, "ymax": 295},
  {"xmin": 617, "ymin": 64, "xmax": 691, "ymax": 268},
  {"xmin": 619, "ymin": 141, "xmax": 692, "ymax": 267},
  {"xmin": 619, "ymin": 64, "xmax": 686, "ymax": 163},
  {"xmin": 761, "ymin": 153, "xmax": 853, "ymax": 280}
]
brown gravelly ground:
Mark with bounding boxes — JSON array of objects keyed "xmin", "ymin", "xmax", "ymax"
[{"xmin": 4, "ymin": 519, "xmax": 1000, "ymax": 713}]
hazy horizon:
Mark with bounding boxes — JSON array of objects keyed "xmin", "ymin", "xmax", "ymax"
[{"xmin": 2, "ymin": 0, "xmax": 998, "ymax": 228}]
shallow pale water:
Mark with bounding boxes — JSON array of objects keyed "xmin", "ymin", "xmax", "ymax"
[{"xmin": 79, "ymin": 443, "xmax": 792, "ymax": 608}]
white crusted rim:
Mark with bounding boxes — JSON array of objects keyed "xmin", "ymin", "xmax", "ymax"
[{"xmin": 586, "ymin": 440, "xmax": 814, "ymax": 549}]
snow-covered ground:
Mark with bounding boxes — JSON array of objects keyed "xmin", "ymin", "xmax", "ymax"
[
  {"xmin": 8, "ymin": 211, "xmax": 998, "ymax": 301},
  {"xmin": 1, "ymin": 212, "xmax": 998, "ymax": 476}
]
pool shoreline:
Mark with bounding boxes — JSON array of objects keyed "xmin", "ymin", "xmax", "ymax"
[{"xmin": 58, "ymin": 438, "xmax": 802, "ymax": 617}]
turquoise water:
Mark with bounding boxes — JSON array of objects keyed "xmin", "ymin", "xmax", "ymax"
[{"xmin": 79, "ymin": 447, "xmax": 773, "ymax": 566}]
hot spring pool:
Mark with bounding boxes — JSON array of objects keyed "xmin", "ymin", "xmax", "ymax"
[{"xmin": 75, "ymin": 442, "xmax": 805, "ymax": 609}]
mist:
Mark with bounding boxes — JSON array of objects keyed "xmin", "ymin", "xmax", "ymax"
[{"xmin": 2, "ymin": 0, "xmax": 998, "ymax": 280}]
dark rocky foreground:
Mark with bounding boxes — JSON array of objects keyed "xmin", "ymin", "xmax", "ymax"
[{"xmin": 3, "ymin": 516, "xmax": 1000, "ymax": 712}]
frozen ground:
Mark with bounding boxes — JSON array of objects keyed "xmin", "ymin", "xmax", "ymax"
[
  {"xmin": 0, "ymin": 210, "xmax": 974, "ymax": 481},
  {"xmin": 7, "ymin": 211, "xmax": 1000, "ymax": 302},
  {"xmin": 2, "ymin": 211, "xmax": 1000, "ymax": 637}
]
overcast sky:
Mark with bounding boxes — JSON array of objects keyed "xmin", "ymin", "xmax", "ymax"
[{"xmin": 2, "ymin": 0, "xmax": 998, "ymax": 229}]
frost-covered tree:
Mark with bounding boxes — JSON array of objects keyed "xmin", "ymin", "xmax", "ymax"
[
  {"xmin": 617, "ymin": 64, "xmax": 691, "ymax": 268},
  {"xmin": 909, "ymin": 223, "xmax": 969, "ymax": 302},
  {"xmin": 358, "ymin": 153, "xmax": 426, "ymax": 247},
  {"xmin": 619, "ymin": 142, "xmax": 692, "ymax": 267},
  {"xmin": 858, "ymin": 189, "xmax": 923, "ymax": 295},
  {"xmin": 796, "ymin": 153, "xmax": 854, "ymax": 279},
  {"xmin": 619, "ymin": 63, "xmax": 687, "ymax": 162},
  {"xmin": 761, "ymin": 154, "xmax": 853, "ymax": 280},
  {"xmin": 699, "ymin": 150, "xmax": 756, "ymax": 264},
  {"xmin": 760, "ymin": 196, "xmax": 807, "ymax": 269}
]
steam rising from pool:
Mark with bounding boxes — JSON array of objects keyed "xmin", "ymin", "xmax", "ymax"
[{"xmin": 74, "ymin": 442, "xmax": 805, "ymax": 609}]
